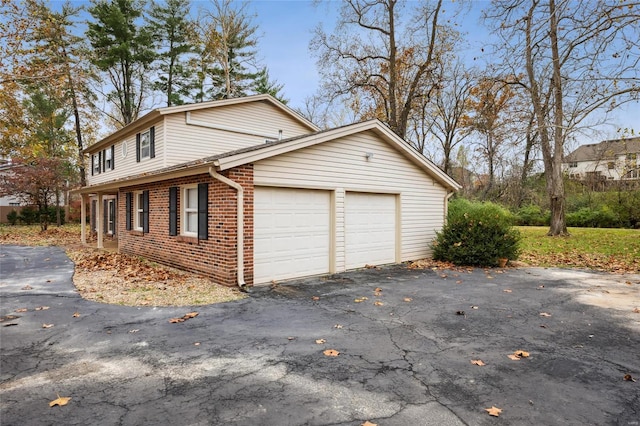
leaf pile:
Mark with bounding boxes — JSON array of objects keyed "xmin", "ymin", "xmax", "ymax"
[
  {"xmin": 0, "ymin": 224, "xmax": 81, "ymax": 247},
  {"xmin": 69, "ymin": 250, "xmax": 182, "ymax": 283}
]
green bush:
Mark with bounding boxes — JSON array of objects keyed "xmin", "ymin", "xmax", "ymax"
[
  {"xmin": 6, "ymin": 210, "xmax": 18, "ymax": 225},
  {"xmin": 515, "ymin": 204, "xmax": 550, "ymax": 226},
  {"xmin": 432, "ymin": 199, "xmax": 521, "ymax": 267},
  {"xmin": 566, "ymin": 206, "xmax": 620, "ymax": 228},
  {"xmin": 18, "ymin": 206, "xmax": 38, "ymax": 225}
]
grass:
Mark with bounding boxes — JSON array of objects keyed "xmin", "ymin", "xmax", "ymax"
[{"xmin": 517, "ymin": 226, "xmax": 639, "ymax": 273}]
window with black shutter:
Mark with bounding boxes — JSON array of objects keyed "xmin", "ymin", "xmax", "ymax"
[{"xmin": 169, "ymin": 187, "xmax": 178, "ymax": 236}]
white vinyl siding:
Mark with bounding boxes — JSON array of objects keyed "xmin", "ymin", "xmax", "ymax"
[
  {"xmin": 164, "ymin": 101, "xmax": 313, "ymax": 165},
  {"xmin": 86, "ymin": 119, "xmax": 165, "ymax": 186},
  {"xmin": 254, "ymin": 187, "xmax": 331, "ymax": 284},
  {"xmin": 254, "ymin": 130, "xmax": 448, "ymax": 273}
]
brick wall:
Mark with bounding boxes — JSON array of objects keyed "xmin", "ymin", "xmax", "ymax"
[{"xmin": 117, "ymin": 165, "xmax": 254, "ymax": 287}]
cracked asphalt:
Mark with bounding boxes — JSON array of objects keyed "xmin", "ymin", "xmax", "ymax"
[{"xmin": 1, "ymin": 245, "xmax": 639, "ymax": 426}]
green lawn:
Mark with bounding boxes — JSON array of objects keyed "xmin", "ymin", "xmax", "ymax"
[{"xmin": 517, "ymin": 226, "xmax": 639, "ymax": 273}]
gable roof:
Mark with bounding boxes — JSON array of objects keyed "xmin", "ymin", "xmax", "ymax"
[
  {"xmin": 84, "ymin": 94, "xmax": 319, "ymax": 154},
  {"xmin": 565, "ymin": 137, "xmax": 640, "ymax": 162},
  {"xmin": 76, "ymin": 120, "xmax": 460, "ymax": 194}
]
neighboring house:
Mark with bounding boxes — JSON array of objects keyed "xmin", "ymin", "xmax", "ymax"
[
  {"xmin": 563, "ymin": 137, "xmax": 640, "ymax": 181},
  {"xmin": 76, "ymin": 95, "xmax": 460, "ymax": 287},
  {"xmin": 0, "ymin": 158, "xmax": 24, "ymax": 223}
]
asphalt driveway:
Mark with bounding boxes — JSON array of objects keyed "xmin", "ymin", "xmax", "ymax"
[{"xmin": 1, "ymin": 245, "xmax": 639, "ymax": 426}]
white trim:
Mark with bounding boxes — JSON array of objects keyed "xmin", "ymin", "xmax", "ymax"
[
  {"xmin": 181, "ymin": 184, "xmax": 198, "ymax": 237},
  {"xmin": 134, "ymin": 190, "xmax": 144, "ymax": 232}
]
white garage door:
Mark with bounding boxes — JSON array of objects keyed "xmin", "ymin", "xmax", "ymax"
[
  {"xmin": 345, "ymin": 192, "xmax": 396, "ymax": 269},
  {"xmin": 254, "ymin": 187, "xmax": 331, "ymax": 284}
]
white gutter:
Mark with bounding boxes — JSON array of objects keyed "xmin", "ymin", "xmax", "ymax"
[{"xmin": 208, "ymin": 167, "xmax": 246, "ymax": 288}]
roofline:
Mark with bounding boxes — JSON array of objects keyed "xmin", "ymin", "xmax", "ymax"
[
  {"xmin": 83, "ymin": 94, "xmax": 319, "ymax": 154},
  {"xmin": 214, "ymin": 119, "xmax": 461, "ymax": 191}
]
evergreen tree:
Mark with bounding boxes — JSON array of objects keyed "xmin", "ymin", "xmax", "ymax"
[
  {"xmin": 87, "ymin": 0, "xmax": 155, "ymax": 126},
  {"xmin": 147, "ymin": 0, "xmax": 196, "ymax": 106},
  {"xmin": 253, "ymin": 67, "xmax": 288, "ymax": 104}
]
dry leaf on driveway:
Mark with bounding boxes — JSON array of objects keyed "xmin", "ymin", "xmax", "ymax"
[
  {"xmin": 374, "ymin": 301, "xmax": 384, "ymax": 306},
  {"xmin": 49, "ymin": 394, "xmax": 71, "ymax": 407},
  {"xmin": 362, "ymin": 421, "xmax": 377, "ymax": 426},
  {"xmin": 42, "ymin": 323, "xmax": 54, "ymax": 328},
  {"xmin": 623, "ymin": 374, "xmax": 636, "ymax": 382},
  {"xmin": 404, "ymin": 297, "xmax": 412, "ymax": 302},
  {"xmin": 539, "ymin": 312, "xmax": 552, "ymax": 317},
  {"xmin": 315, "ymin": 339, "xmax": 326, "ymax": 344},
  {"xmin": 323, "ymin": 349, "xmax": 340, "ymax": 357},
  {"xmin": 471, "ymin": 359, "xmax": 486, "ymax": 366},
  {"xmin": 485, "ymin": 406, "xmax": 502, "ymax": 417}
]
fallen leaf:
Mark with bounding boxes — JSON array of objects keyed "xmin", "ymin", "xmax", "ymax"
[
  {"xmin": 129, "ymin": 329, "xmax": 139, "ymax": 333},
  {"xmin": 374, "ymin": 291, "xmax": 382, "ymax": 296},
  {"xmin": 485, "ymin": 406, "xmax": 502, "ymax": 417},
  {"xmin": 35, "ymin": 306, "xmax": 50, "ymax": 311},
  {"xmin": 440, "ymin": 274, "xmax": 448, "ymax": 278},
  {"xmin": 538, "ymin": 285, "xmax": 545, "ymax": 289},
  {"xmin": 323, "ymin": 349, "xmax": 340, "ymax": 357},
  {"xmin": 334, "ymin": 324, "xmax": 343, "ymax": 329},
  {"xmin": 287, "ymin": 336, "xmax": 296, "ymax": 341},
  {"xmin": 374, "ymin": 287, "xmax": 382, "ymax": 292},
  {"xmin": 42, "ymin": 323, "xmax": 54, "ymax": 328},
  {"xmin": 456, "ymin": 280, "xmax": 462, "ymax": 284},
  {"xmin": 507, "ymin": 354, "xmax": 521, "ymax": 360},
  {"xmin": 72, "ymin": 312, "xmax": 80, "ymax": 318},
  {"xmin": 633, "ymin": 308, "xmax": 640, "ymax": 314},
  {"xmin": 354, "ymin": 298, "xmax": 364, "ymax": 303},
  {"xmin": 514, "ymin": 350, "xmax": 530, "ymax": 358},
  {"xmin": 169, "ymin": 312, "xmax": 199, "ymax": 323},
  {"xmin": 471, "ymin": 359, "xmax": 486, "ymax": 366},
  {"xmin": 471, "ymin": 305, "xmax": 479, "ymax": 309},
  {"xmin": 374, "ymin": 301, "xmax": 384, "ymax": 306},
  {"xmin": 169, "ymin": 317, "xmax": 185, "ymax": 323},
  {"xmin": 15, "ymin": 308, "xmax": 27, "ymax": 313},
  {"xmin": 315, "ymin": 339, "xmax": 327, "ymax": 344},
  {"xmin": 539, "ymin": 312, "xmax": 552, "ymax": 317},
  {"xmin": 22, "ymin": 285, "xmax": 33, "ymax": 290},
  {"xmin": 486, "ymin": 275, "xmax": 494, "ymax": 279},
  {"xmin": 503, "ymin": 289, "xmax": 512, "ymax": 293},
  {"xmin": 194, "ymin": 342, "xmax": 200, "ymax": 346},
  {"xmin": 183, "ymin": 312, "xmax": 198, "ymax": 319},
  {"xmin": 623, "ymin": 374, "xmax": 636, "ymax": 382},
  {"xmin": 312, "ymin": 296, "xmax": 320, "ymax": 301},
  {"xmin": 362, "ymin": 421, "xmax": 377, "ymax": 426},
  {"xmin": 456, "ymin": 310, "xmax": 465, "ymax": 316},
  {"xmin": 49, "ymin": 394, "xmax": 71, "ymax": 407},
  {"xmin": 403, "ymin": 297, "xmax": 413, "ymax": 302}
]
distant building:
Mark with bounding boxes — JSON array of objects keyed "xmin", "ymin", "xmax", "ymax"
[
  {"xmin": 0, "ymin": 157, "xmax": 24, "ymax": 223},
  {"xmin": 563, "ymin": 137, "xmax": 640, "ymax": 181}
]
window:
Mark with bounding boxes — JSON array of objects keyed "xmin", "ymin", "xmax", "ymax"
[
  {"xmin": 627, "ymin": 153, "xmax": 637, "ymax": 161},
  {"xmin": 136, "ymin": 127, "xmax": 155, "ymax": 162},
  {"xmin": 607, "ymin": 162, "xmax": 615, "ymax": 170},
  {"xmin": 134, "ymin": 191, "xmax": 144, "ymax": 231},
  {"xmin": 93, "ymin": 152, "xmax": 101, "ymax": 175},
  {"xmin": 104, "ymin": 145, "xmax": 114, "ymax": 171},
  {"xmin": 568, "ymin": 161, "xmax": 578, "ymax": 168},
  {"xmin": 182, "ymin": 186, "xmax": 198, "ymax": 236}
]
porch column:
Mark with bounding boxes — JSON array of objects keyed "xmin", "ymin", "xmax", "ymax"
[
  {"xmin": 96, "ymin": 192, "xmax": 103, "ymax": 249},
  {"xmin": 80, "ymin": 193, "xmax": 87, "ymax": 244}
]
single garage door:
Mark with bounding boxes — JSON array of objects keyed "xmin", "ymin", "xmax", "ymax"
[
  {"xmin": 254, "ymin": 187, "xmax": 331, "ymax": 284},
  {"xmin": 345, "ymin": 192, "xmax": 396, "ymax": 269}
]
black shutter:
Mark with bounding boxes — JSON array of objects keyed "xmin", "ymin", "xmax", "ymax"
[
  {"xmin": 136, "ymin": 133, "xmax": 141, "ymax": 162},
  {"xmin": 169, "ymin": 187, "xmax": 178, "ymax": 236},
  {"xmin": 197, "ymin": 183, "xmax": 208, "ymax": 240},
  {"xmin": 91, "ymin": 200, "xmax": 96, "ymax": 232},
  {"xmin": 91, "ymin": 154, "xmax": 94, "ymax": 176},
  {"xmin": 111, "ymin": 145, "xmax": 115, "ymax": 170},
  {"xmin": 126, "ymin": 192, "xmax": 132, "ymax": 231},
  {"xmin": 149, "ymin": 126, "xmax": 155, "ymax": 158},
  {"xmin": 103, "ymin": 199, "xmax": 108, "ymax": 233},
  {"xmin": 102, "ymin": 149, "xmax": 106, "ymax": 172},
  {"xmin": 142, "ymin": 190, "xmax": 150, "ymax": 233},
  {"xmin": 97, "ymin": 151, "xmax": 102, "ymax": 174}
]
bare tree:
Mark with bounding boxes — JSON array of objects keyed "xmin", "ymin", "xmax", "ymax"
[
  {"xmin": 486, "ymin": 0, "xmax": 640, "ymax": 235},
  {"xmin": 312, "ymin": 0, "xmax": 464, "ymax": 139}
]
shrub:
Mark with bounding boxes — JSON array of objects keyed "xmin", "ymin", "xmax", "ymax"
[
  {"xmin": 566, "ymin": 206, "xmax": 620, "ymax": 228},
  {"xmin": 515, "ymin": 204, "xmax": 550, "ymax": 226},
  {"xmin": 433, "ymin": 199, "xmax": 521, "ymax": 267},
  {"xmin": 6, "ymin": 210, "xmax": 18, "ymax": 225},
  {"xmin": 18, "ymin": 206, "xmax": 38, "ymax": 225}
]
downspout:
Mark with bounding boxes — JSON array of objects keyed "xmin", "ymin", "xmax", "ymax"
[{"xmin": 208, "ymin": 167, "xmax": 246, "ymax": 289}]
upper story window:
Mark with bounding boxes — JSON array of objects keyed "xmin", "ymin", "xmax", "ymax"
[
  {"xmin": 568, "ymin": 161, "xmax": 578, "ymax": 168},
  {"xmin": 607, "ymin": 162, "xmax": 615, "ymax": 170},
  {"xmin": 93, "ymin": 153, "xmax": 101, "ymax": 175},
  {"xmin": 136, "ymin": 127, "xmax": 155, "ymax": 162},
  {"xmin": 105, "ymin": 146, "xmax": 113, "ymax": 170}
]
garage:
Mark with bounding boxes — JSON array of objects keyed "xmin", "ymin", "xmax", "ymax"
[
  {"xmin": 254, "ymin": 187, "xmax": 331, "ymax": 284},
  {"xmin": 345, "ymin": 192, "xmax": 397, "ymax": 269}
]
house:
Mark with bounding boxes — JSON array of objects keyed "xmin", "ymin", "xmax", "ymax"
[
  {"xmin": 563, "ymin": 137, "xmax": 640, "ymax": 181},
  {"xmin": 0, "ymin": 158, "xmax": 25, "ymax": 223},
  {"xmin": 76, "ymin": 95, "xmax": 460, "ymax": 287}
]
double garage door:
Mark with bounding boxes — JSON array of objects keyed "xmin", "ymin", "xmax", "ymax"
[{"xmin": 254, "ymin": 187, "xmax": 396, "ymax": 284}]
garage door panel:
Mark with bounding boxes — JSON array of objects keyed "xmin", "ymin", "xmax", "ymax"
[
  {"xmin": 345, "ymin": 193, "xmax": 396, "ymax": 269},
  {"xmin": 255, "ymin": 188, "xmax": 330, "ymax": 284}
]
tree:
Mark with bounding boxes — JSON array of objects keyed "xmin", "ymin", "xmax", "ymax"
[
  {"xmin": 420, "ymin": 61, "xmax": 473, "ymax": 175},
  {"xmin": 253, "ymin": 67, "xmax": 288, "ymax": 104},
  {"xmin": 0, "ymin": 156, "xmax": 68, "ymax": 231},
  {"xmin": 147, "ymin": 0, "xmax": 196, "ymax": 107},
  {"xmin": 486, "ymin": 0, "xmax": 640, "ymax": 235},
  {"xmin": 198, "ymin": 0, "xmax": 260, "ymax": 100},
  {"xmin": 464, "ymin": 77, "xmax": 516, "ymax": 196},
  {"xmin": 87, "ymin": 0, "xmax": 155, "ymax": 126},
  {"xmin": 312, "ymin": 0, "xmax": 462, "ymax": 139}
]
